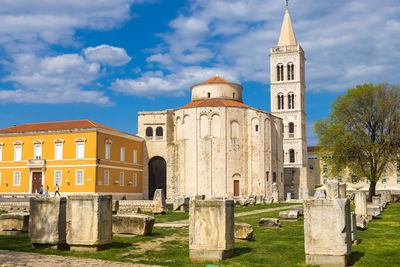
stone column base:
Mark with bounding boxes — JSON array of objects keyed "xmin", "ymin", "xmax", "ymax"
[
  {"xmin": 190, "ymin": 249, "xmax": 233, "ymax": 262},
  {"xmin": 32, "ymin": 243, "xmax": 69, "ymax": 250},
  {"xmin": 69, "ymin": 244, "xmax": 109, "ymax": 252},
  {"xmin": 306, "ymin": 254, "xmax": 349, "ymax": 267}
]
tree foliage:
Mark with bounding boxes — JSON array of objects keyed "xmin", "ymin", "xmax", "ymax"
[{"xmin": 315, "ymin": 83, "xmax": 400, "ymax": 199}]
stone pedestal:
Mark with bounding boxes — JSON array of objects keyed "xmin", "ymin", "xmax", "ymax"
[
  {"xmin": 272, "ymin": 183, "xmax": 279, "ymax": 203},
  {"xmin": 304, "ymin": 199, "xmax": 352, "ymax": 267},
  {"xmin": 314, "ymin": 188, "xmax": 326, "ymax": 199},
  {"xmin": 66, "ymin": 195, "xmax": 112, "ymax": 252},
  {"xmin": 326, "ymin": 180, "xmax": 340, "ymax": 199},
  {"xmin": 234, "ymin": 223, "xmax": 254, "ymax": 241},
  {"xmin": 354, "ymin": 191, "xmax": 367, "ymax": 219},
  {"xmin": 29, "ymin": 197, "xmax": 67, "ymax": 249},
  {"xmin": 279, "ymin": 210, "xmax": 299, "ymax": 221},
  {"xmin": 367, "ymin": 205, "xmax": 381, "ymax": 218},
  {"xmin": 372, "ymin": 196, "xmax": 381, "ymax": 206},
  {"xmin": 189, "ymin": 199, "xmax": 234, "ymax": 262},
  {"xmin": 152, "ymin": 189, "xmax": 167, "ymax": 214},
  {"xmin": 112, "ymin": 214, "xmax": 154, "ymax": 235},
  {"xmin": 339, "ymin": 184, "xmax": 347, "ymax": 198},
  {"xmin": 350, "ymin": 212, "xmax": 358, "ymax": 245},
  {"xmin": 0, "ymin": 213, "xmax": 29, "ymax": 234}
]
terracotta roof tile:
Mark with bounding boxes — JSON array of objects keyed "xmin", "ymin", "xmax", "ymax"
[
  {"xmin": 201, "ymin": 76, "xmax": 233, "ymax": 85},
  {"xmin": 0, "ymin": 119, "xmax": 134, "ymax": 136},
  {"xmin": 175, "ymin": 99, "xmax": 269, "ymax": 114}
]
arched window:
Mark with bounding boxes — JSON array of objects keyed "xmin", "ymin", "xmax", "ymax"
[
  {"xmin": 289, "ymin": 149, "xmax": 295, "ymax": 163},
  {"xmin": 287, "ymin": 63, "xmax": 294, "ymax": 80},
  {"xmin": 146, "ymin": 127, "xmax": 153, "ymax": 137},
  {"xmin": 156, "ymin": 127, "xmax": 163, "ymax": 137},
  {"xmin": 207, "ymin": 92, "xmax": 211, "ymax": 98},
  {"xmin": 288, "ymin": 122, "xmax": 294, "ymax": 138},
  {"xmin": 277, "ymin": 93, "xmax": 284, "ymax": 110},
  {"xmin": 277, "ymin": 64, "xmax": 284, "ymax": 81},
  {"xmin": 288, "ymin": 92, "xmax": 295, "ymax": 109}
]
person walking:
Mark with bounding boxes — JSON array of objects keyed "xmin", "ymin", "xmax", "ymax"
[
  {"xmin": 39, "ymin": 185, "xmax": 43, "ymax": 196},
  {"xmin": 45, "ymin": 185, "xmax": 49, "ymax": 197},
  {"xmin": 54, "ymin": 184, "xmax": 61, "ymax": 197}
]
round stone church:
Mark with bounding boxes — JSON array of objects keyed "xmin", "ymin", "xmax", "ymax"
[{"xmin": 138, "ymin": 76, "xmax": 284, "ymax": 200}]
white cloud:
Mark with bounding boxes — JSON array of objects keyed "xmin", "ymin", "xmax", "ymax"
[
  {"xmin": 115, "ymin": 0, "xmax": 400, "ymax": 96},
  {"xmin": 0, "ymin": 53, "xmax": 110, "ymax": 105},
  {"xmin": 84, "ymin": 45, "xmax": 131, "ymax": 66}
]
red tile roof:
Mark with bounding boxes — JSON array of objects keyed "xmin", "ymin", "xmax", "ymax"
[
  {"xmin": 0, "ymin": 119, "xmax": 132, "ymax": 136},
  {"xmin": 201, "ymin": 76, "xmax": 233, "ymax": 85}
]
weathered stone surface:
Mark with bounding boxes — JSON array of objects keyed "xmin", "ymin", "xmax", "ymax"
[
  {"xmin": 326, "ymin": 180, "xmax": 340, "ymax": 200},
  {"xmin": 152, "ymin": 189, "xmax": 167, "ymax": 214},
  {"xmin": 339, "ymin": 184, "xmax": 347, "ymax": 198},
  {"xmin": 255, "ymin": 195, "xmax": 264, "ymax": 205},
  {"xmin": 112, "ymin": 214, "xmax": 154, "ymax": 235},
  {"xmin": 272, "ymin": 183, "xmax": 279, "ymax": 203},
  {"xmin": 194, "ymin": 195, "xmax": 205, "ymax": 200},
  {"xmin": 264, "ymin": 198, "xmax": 274, "ymax": 205},
  {"xmin": 234, "ymin": 223, "xmax": 254, "ymax": 241},
  {"xmin": 355, "ymin": 214, "xmax": 367, "ymax": 230},
  {"xmin": 248, "ymin": 195, "xmax": 256, "ymax": 205},
  {"xmin": 118, "ymin": 200, "xmax": 153, "ymax": 214},
  {"xmin": 377, "ymin": 190, "xmax": 392, "ymax": 203},
  {"xmin": 189, "ymin": 199, "xmax": 234, "ymax": 262},
  {"xmin": 279, "ymin": 210, "xmax": 299, "ymax": 221},
  {"xmin": 303, "ymin": 199, "xmax": 352, "ymax": 266},
  {"xmin": 29, "ymin": 197, "xmax": 66, "ymax": 248},
  {"xmin": 66, "ymin": 195, "xmax": 112, "ymax": 251},
  {"xmin": 350, "ymin": 212, "xmax": 358, "ymax": 245},
  {"xmin": 290, "ymin": 206, "xmax": 304, "ymax": 216},
  {"xmin": 258, "ymin": 218, "xmax": 281, "ymax": 228},
  {"xmin": 367, "ymin": 205, "xmax": 381, "ymax": 217},
  {"xmin": 314, "ymin": 188, "xmax": 326, "ymax": 199},
  {"xmin": 237, "ymin": 197, "xmax": 249, "ymax": 206},
  {"xmin": 0, "ymin": 202, "xmax": 29, "ymax": 213},
  {"xmin": 354, "ymin": 191, "xmax": 367, "ymax": 219},
  {"xmin": 112, "ymin": 200, "xmax": 119, "ymax": 213},
  {"xmin": 372, "ymin": 196, "xmax": 381, "ymax": 206},
  {"xmin": 0, "ymin": 212, "xmax": 29, "ymax": 232},
  {"xmin": 286, "ymin": 193, "xmax": 292, "ymax": 201},
  {"xmin": 306, "ymin": 254, "xmax": 349, "ymax": 267},
  {"xmin": 173, "ymin": 197, "xmax": 189, "ymax": 211}
]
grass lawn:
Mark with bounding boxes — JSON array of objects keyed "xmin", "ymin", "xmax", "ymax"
[{"xmin": 0, "ymin": 203, "xmax": 399, "ymax": 266}]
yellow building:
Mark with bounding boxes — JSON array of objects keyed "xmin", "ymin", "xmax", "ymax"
[{"xmin": 0, "ymin": 120, "xmax": 144, "ymax": 199}]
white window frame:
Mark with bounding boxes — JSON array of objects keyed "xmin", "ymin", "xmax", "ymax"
[
  {"xmin": 133, "ymin": 149, "xmax": 137, "ymax": 164},
  {"xmin": 54, "ymin": 170, "xmax": 62, "ymax": 185},
  {"xmin": 14, "ymin": 146, "xmax": 22, "ymax": 161},
  {"xmin": 120, "ymin": 147, "xmax": 125, "ymax": 162},
  {"xmin": 133, "ymin": 173, "xmax": 137, "ymax": 187},
  {"xmin": 105, "ymin": 143, "xmax": 111, "ymax": 160},
  {"xmin": 13, "ymin": 171, "xmax": 21, "ymax": 186},
  {"xmin": 104, "ymin": 170, "xmax": 109, "ymax": 185},
  {"xmin": 54, "ymin": 143, "xmax": 63, "ymax": 160},
  {"xmin": 34, "ymin": 145, "xmax": 42, "ymax": 159},
  {"xmin": 120, "ymin": 172, "xmax": 124, "ymax": 186},
  {"xmin": 0, "ymin": 146, "xmax": 2, "ymax": 162},
  {"xmin": 75, "ymin": 170, "xmax": 84, "ymax": 185},
  {"xmin": 76, "ymin": 143, "xmax": 85, "ymax": 160}
]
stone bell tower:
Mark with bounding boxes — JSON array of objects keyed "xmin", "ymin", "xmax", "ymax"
[{"xmin": 270, "ymin": 2, "xmax": 310, "ymax": 199}]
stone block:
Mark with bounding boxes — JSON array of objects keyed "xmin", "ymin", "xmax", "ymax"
[
  {"xmin": 234, "ymin": 223, "xmax": 254, "ymax": 241},
  {"xmin": 354, "ymin": 191, "xmax": 367, "ymax": 218},
  {"xmin": 0, "ymin": 212, "xmax": 29, "ymax": 232},
  {"xmin": 66, "ymin": 195, "xmax": 112, "ymax": 251},
  {"xmin": 350, "ymin": 212, "xmax": 358, "ymax": 245},
  {"xmin": 326, "ymin": 180, "xmax": 340, "ymax": 199},
  {"xmin": 189, "ymin": 199, "xmax": 234, "ymax": 262},
  {"xmin": 255, "ymin": 195, "xmax": 264, "ymax": 205},
  {"xmin": 372, "ymin": 196, "xmax": 381, "ymax": 206},
  {"xmin": 304, "ymin": 199, "xmax": 352, "ymax": 266},
  {"xmin": 339, "ymin": 184, "xmax": 347, "ymax": 198},
  {"xmin": 237, "ymin": 198, "xmax": 249, "ymax": 206},
  {"xmin": 194, "ymin": 195, "xmax": 205, "ymax": 200},
  {"xmin": 286, "ymin": 193, "xmax": 292, "ymax": 201},
  {"xmin": 279, "ymin": 210, "xmax": 299, "ymax": 221},
  {"xmin": 258, "ymin": 218, "xmax": 281, "ymax": 228},
  {"xmin": 112, "ymin": 214, "xmax": 154, "ymax": 235},
  {"xmin": 173, "ymin": 197, "xmax": 190, "ymax": 211},
  {"xmin": 314, "ymin": 188, "xmax": 326, "ymax": 199},
  {"xmin": 355, "ymin": 214, "xmax": 367, "ymax": 230},
  {"xmin": 152, "ymin": 189, "xmax": 167, "ymax": 214},
  {"xmin": 272, "ymin": 183, "xmax": 279, "ymax": 203},
  {"xmin": 290, "ymin": 206, "xmax": 304, "ymax": 216},
  {"xmin": 29, "ymin": 197, "xmax": 67, "ymax": 249},
  {"xmin": 264, "ymin": 198, "xmax": 273, "ymax": 205},
  {"xmin": 367, "ymin": 205, "xmax": 381, "ymax": 217},
  {"xmin": 248, "ymin": 195, "xmax": 256, "ymax": 205}
]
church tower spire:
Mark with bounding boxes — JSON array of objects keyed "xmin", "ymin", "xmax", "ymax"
[{"xmin": 269, "ymin": 2, "xmax": 310, "ymax": 200}]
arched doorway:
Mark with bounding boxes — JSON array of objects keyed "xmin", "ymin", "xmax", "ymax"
[{"xmin": 148, "ymin": 156, "xmax": 166, "ymax": 199}]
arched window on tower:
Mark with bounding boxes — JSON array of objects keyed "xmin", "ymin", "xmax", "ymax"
[
  {"xmin": 277, "ymin": 64, "xmax": 284, "ymax": 81},
  {"xmin": 146, "ymin": 127, "xmax": 153, "ymax": 139},
  {"xmin": 287, "ymin": 63, "xmax": 294, "ymax": 80},
  {"xmin": 277, "ymin": 93, "xmax": 284, "ymax": 110},
  {"xmin": 288, "ymin": 92, "xmax": 295, "ymax": 109},
  {"xmin": 289, "ymin": 149, "xmax": 295, "ymax": 163},
  {"xmin": 156, "ymin": 127, "xmax": 163, "ymax": 138},
  {"xmin": 288, "ymin": 122, "xmax": 294, "ymax": 138}
]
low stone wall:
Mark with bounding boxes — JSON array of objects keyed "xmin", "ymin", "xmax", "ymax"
[
  {"xmin": 117, "ymin": 200, "xmax": 154, "ymax": 213},
  {"xmin": 0, "ymin": 202, "xmax": 29, "ymax": 213}
]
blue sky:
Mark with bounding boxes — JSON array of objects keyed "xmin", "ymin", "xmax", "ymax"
[{"xmin": 0, "ymin": 0, "xmax": 399, "ymax": 145}]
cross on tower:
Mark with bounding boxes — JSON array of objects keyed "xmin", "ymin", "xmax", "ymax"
[{"xmin": 286, "ymin": 0, "xmax": 289, "ymax": 8}]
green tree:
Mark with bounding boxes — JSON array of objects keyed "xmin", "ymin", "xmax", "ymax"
[{"xmin": 315, "ymin": 83, "xmax": 400, "ymax": 201}]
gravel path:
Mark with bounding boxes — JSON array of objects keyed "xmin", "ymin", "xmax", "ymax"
[
  {"xmin": 154, "ymin": 204, "xmax": 302, "ymax": 227},
  {"xmin": 0, "ymin": 250, "xmax": 160, "ymax": 267}
]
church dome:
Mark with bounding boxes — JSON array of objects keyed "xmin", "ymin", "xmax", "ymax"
[{"xmin": 190, "ymin": 76, "xmax": 243, "ymax": 102}]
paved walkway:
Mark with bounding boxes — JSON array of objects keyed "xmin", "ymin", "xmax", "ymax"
[
  {"xmin": 154, "ymin": 204, "xmax": 302, "ymax": 227},
  {"xmin": 0, "ymin": 250, "xmax": 160, "ymax": 267}
]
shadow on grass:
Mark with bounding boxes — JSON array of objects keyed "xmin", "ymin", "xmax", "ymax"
[
  {"xmin": 109, "ymin": 241, "xmax": 132, "ymax": 249},
  {"xmin": 233, "ymin": 247, "xmax": 252, "ymax": 257},
  {"xmin": 349, "ymin": 251, "xmax": 365, "ymax": 265}
]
